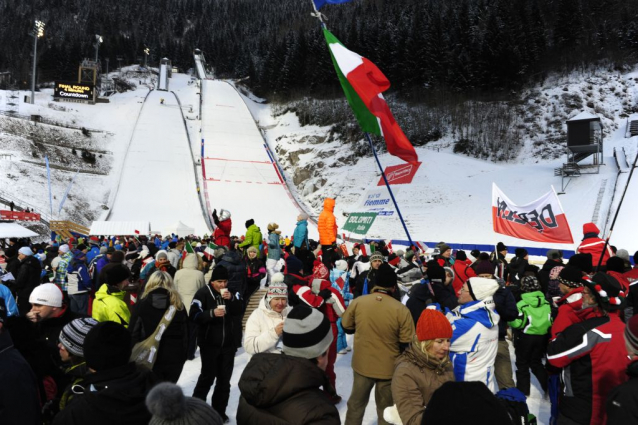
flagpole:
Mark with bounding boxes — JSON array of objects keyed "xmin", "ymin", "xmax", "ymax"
[
  {"xmin": 595, "ymin": 143, "xmax": 638, "ymax": 272},
  {"xmin": 365, "ymin": 133, "xmax": 430, "ymax": 291}
]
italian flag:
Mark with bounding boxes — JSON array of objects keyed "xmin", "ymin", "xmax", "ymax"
[
  {"xmin": 204, "ymin": 242, "xmax": 218, "ymax": 261},
  {"xmin": 323, "ymin": 29, "xmax": 419, "ymax": 165},
  {"xmin": 182, "ymin": 240, "xmax": 195, "ymax": 261}
]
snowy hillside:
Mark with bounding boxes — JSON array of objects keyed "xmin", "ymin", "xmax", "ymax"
[{"xmin": 239, "ymin": 68, "xmax": 638, "ymax": 254}]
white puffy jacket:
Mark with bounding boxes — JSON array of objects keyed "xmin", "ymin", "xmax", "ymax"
[
  {"xmin": 244, "ymin": 297, "xmax": 291, "ymax": 355},
  {"xmin": 173, "ymin": 253, "xmax": 205, "ymax": 314}
]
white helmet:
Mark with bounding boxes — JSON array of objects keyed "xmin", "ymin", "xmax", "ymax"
[{"xmin": 219, "ymin": 209, "xmax": 231, "ymax": 221}]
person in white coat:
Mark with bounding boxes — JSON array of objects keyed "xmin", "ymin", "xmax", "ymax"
[
  {"xmin": 243, "ymin": 274, "xmax": 291, "ymax": 355},
  {"xmin": 446, "ymin": 277, "xmax": 501, "ymax": 392},
  {"xmin": 174, "ymin": 253, "xmax": 206, "ymax": 360}
]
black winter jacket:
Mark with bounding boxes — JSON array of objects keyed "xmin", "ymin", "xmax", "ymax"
[
  {"xmin": 539, "ymin": 259, "xmax": 562, "ymax": 295},
  {"xmin": 493, "ymin": 285, "xmax": 518, "ymax": 340},
  {"xmin": 52, "ymin": 362, "xmax": 158, "ymax": 425},
  {"xmin": 0, "ymin": 330, "xmax": 41, "ymax": 425},
  {"xmin": 189, "ymin": 284, "xmax": 242, "ymax": 348},
  {"xmin": 431, "ymin": 280, "xmax": 458, "ymax": 312},
  {"xmin": 218, "ymin": 250, "xmax": 247, "ymax": 295},
  {"xmin": 237, "ymin": 353, "xmax": 340, "ymax": 425},
  {"xmin": 130, "ymin": 288, "xmax": 188, "ymax": 378},
  {"xmin": 606, "ymin": 359, "xmax": 638, "ymax": 424},
  {"xmin": 406, "ymin": 283, "xmax": 433, "ymax": 326},
  {"xmin": 12, "ymin": 256, "xmax": 42, "ymax": 307}
]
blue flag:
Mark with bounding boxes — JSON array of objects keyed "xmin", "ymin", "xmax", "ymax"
[{"xmin": 313, "ymin": 0, "xmax": 353, "ymax": 10}]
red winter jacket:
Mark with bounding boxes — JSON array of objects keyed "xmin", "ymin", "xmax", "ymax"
[
  {"xmin": 577, "ymin": 236, "xmax": 612, "ymax": 270},
  {"xmin": 547, "ymin": 309, "xmax": 629, "ymax": 425},
  {"xmin": 606, "ymin": 271, "xmax": 630, "ymax": 292},
  {"xmin": 551, "ymin": 287, "xmax": 584, "ymax": 339},
  {"xmin": 213, "ymin": 218, "xmax": 232, "ymax": 248},
  {"xmin": 294, "ymin": 278, "xmax": 346, "ymax": 324},
  {"xmin": 452, "ymin": 260, "xmax": 476, "ymax": 296}
]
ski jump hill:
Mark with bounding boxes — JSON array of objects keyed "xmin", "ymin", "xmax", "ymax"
[
  {"xmin": 107, "ymin": 85, "xmax": 210, "ymax": 235},
  {"xmin": 200, "ymin": 80, "xmax": 307, "ymax": 237}
]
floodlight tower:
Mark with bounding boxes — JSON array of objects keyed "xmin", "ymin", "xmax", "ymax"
[
  {"xmin": 144, "ymin": 47, "xmax": 150, "ymax": 67},
  {"xmin": 30, "ymin": 20, "xmax": 45, "ymax": 105},
  {"xmin": 94, "ymin": 34, "xmax": 103, "ymax": 63}
]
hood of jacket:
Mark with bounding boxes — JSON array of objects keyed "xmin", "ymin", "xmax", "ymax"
[
  {"xmin": 182, "ymin": 253, "xmax": 199, "ymax": 270},
  {"xmin": 239, "ymin": 353, "xmax": 329, "ymax": 408},
  {"xmin": 520, "ymin": 291, "xmax": 548, "ymax": 308},
  {"xmin": 457, "ymin": 298, "xmax": 499, "ymax": 329},
  {"xmin": 296, "ymin": 219, "xmax": 308, "ymax": 227},
  {"xmin": 323, "ymin": 198, "xmax": 335, "ymax": 213},
  {"xmin": 258, "ymin": 296, "xmax": 290, "ymax": 317},
  {"xmin": 95, "ymin": 283, "xmax": 125, "ymax": 301}
]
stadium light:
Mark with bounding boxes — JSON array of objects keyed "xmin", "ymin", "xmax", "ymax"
[
  {"xmin": 144, "ymin": 47, "xmax": 150, "ymax": 67},
  {"xmin": 30, "ymin": 20, "xmax": 45, "ymax": 105},
  {"xmin": 94, "ymin": 34, "xmax": 103, "ymax": 63}
]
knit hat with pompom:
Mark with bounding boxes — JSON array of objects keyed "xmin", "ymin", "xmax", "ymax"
[{"xmin": 147, "ymin": 382, "xmax": 223, "ymax": 425}]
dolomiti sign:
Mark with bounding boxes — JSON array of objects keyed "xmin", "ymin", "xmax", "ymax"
[{"xmin": 343, "ymin": 212, "xmax": 378, "ymax": 234}]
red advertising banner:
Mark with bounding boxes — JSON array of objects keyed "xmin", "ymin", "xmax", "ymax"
[
  {"xmin": 0, "ymin": 211, "xmax": 41, "ymax": 222},
  {"xmin": 377, "ymin": 162, "xmax": 422, "ymax": 186},
  {"xmin": 491, "ymin": 184, "xmax": 574, "ymax": 244}
]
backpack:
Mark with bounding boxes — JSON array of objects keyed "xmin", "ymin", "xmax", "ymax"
[{"xmin": 495, "ymin": 388, "xmax": 537, "ymax": 425}]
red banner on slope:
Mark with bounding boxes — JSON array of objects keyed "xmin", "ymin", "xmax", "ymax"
[
  {"xmin": 377, "ymin": 162, "xmax": 421, "ymax": 186},
  {"xmin": 492, "ymin": 183, "xmax": 574, "ymax": 244}
]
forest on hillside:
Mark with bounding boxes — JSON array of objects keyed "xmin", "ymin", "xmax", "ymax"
[{"xmin": 1, "ymin": 0, "xmax": 638, "ymax": 101}]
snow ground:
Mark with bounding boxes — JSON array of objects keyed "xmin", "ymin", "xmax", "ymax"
[{"xmin": 177, "ymin": 334, "xmax": 551, "ymax": 424}]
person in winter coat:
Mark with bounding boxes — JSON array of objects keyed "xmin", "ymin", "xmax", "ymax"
[
  {"xmin": 577, "ymin": 222, "xmax": 612, "ymax": 271},
  {"xmin": 92, "ymin": 264, "xmax": 131, "ymax": 327},
  {"xmin": 507, "ymin": 248, "xmax": 529, "ymax": 285},
  {"xmin": 341, "ymin": 263, "xmax": 414, "ymax": 425},
  {"xmin": 539, "ymin": 249, "xmax": 564, "ymax": 295},
  {"xmin": 354, "ymin": 251, "xmax": 383, "ymax": 298},
  {"xmin": 130, "ymin": 271, "xmax": 188, "ymax": 383},
  {"xmin": 238, "ymin": 219, "xmax": 262, "ymax": 251},
  {"xmin": 292, "ymin": 212, "xmax": 309, "ymax": 253},
  {"xmin": 606, "ymin": 314, "xmax": 638, "ymax": 423},
  {"xmin": 0, "ymin": 307, "xmax": 42, "ymax": 425},
  {"xmin": 146, "ymin": 382, "xmax": 224, "ymax": 424},
  {"xmin": 52, "ymin": 321, "xmax": 159, "ymax": 425},
  {"xmin": 431, "ymin": 264, "xmax": 459, "ymax": 312},
  {"xmin": 452, "ymin": 250, "xmax": 476, "ymax": 296},
  {"xmin": 508, "ymin": 276, "xmax": 551, "ymax": 396},
  {"xmin": 551, "ymin": 266, "xmax": 585, "ymax": 339},
  {"xmin": 66, "ymin": 250, "xmax": 92, "ymax": 315},
  {"xmin": 145, "ymin": 250, "xmax": 176, "ymax": 278},
  {"xmin": 10, "ymin": 247, "xmax": 42, "ymax": 315},
  {"xmin": 174, "ymin": 253, "xmax": 206, "ymax": 360},
  {"xmin": 318, "ymin": 198, "xmax": 337, "ymax": 269},
  {"xmin": 243, "ymin": 278, "xmax": 290, "ymax": 355},
  {"xmin": 547, "ymin": 272, "xmax": 629, "ymax": 425},
  {"xmin": 245, "ymin": 246, "xmax": 265, "ymax": 297},
  {"xmin": 446, "ymin": 277, "xmax": 501, "ymax": 392},
  {"xmin": 546, "ymin": 265, "xmax": 565, "ymax": 302},
  {"xmin": 0, "ymin": 283, "xmax": 19, "ymax": 317},
  {"xmin": 406, "ymin": 261, "xmax": 442, "ymax": 325},
  {"xmin": 266, "ymin": 222, "xmax": 283, "ymax": 282},
  {"xmin": 389, "ymin": 309, "xmax": 455, "ymax": 425},
  {"xmin": 491, "ymin": 278, "xmax": 519, "ymax": 392},
  {"xmin": 283, "ymin": 254, "xmax": 308, "ymax": 307},
  {"xmin": 606, "ymin": 256, "xmax": 631, "ymax": 292},
  {"xmin": 296, "ymin": 261, "xmax": 346, "ymax": 398},
  {"xmin": 57, "ymin": 318, "xmax": 98, "ymax": 412},
  {"xmin": 54, "ymin": 245, "xmax": 74, "ymax": 294},
  {"xmin": 166, "ymin": 242, "xmax": 182, "ymax": 269},
  {"xmin": 212, "ymin": 208, "xmax": 232, "ymax": 248},
  {"xmin": 189, "ymin": 265, "xmax": 242, "ymax": 422},
  {"xmin": 217, "ymin": 246, "xmax": 247, "ymax": 348},
  {"xmin": 489, "ymin": 242, "xmax": 509, "ymax": 281},
  {"xmin": 331, "ymin": 259, "xmax": 353, "ymax": 354},
  {"xmin": 237, "ymin": 304, "xmax": 340, "ymax": 424},
  {"xmin": 434, "ymin": 242, "xmax": 454, "ymax": 268}
]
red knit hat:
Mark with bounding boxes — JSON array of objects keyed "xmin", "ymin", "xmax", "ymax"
[
  {"xmin": 583, "ymin": 222, "xmax": 600, "ymax": 235},
  {"xmin": 416, "ymin": 309, "xmax": 453, "ymax": 341}
]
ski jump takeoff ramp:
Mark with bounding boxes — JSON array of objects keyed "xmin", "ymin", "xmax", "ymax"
[
  {"xmin": 108, "ymin": 89, "xmax": 210, "ymax": 235},
  {"xmin": 201, "ymin": 80, "xmax": 304, "ymax": 234}
]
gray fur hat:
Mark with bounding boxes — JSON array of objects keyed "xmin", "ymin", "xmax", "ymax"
[{"xmin": 147, "ymin": 383, "xmax": 223, "ymax": 425}]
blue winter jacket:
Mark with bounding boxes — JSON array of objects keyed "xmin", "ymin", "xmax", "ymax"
[
  {"xmin": 66, "ymin": 260, "xmax": 92, "ymax": 293},
  {"xmin": 292, "ymin": 220, "xmax": 309, "ymax": 249},
  {"xmin": 86, "ymin": 246, "xmax": 101, "ymax": 263},
  {"xmin": 267, "ymin": 232, "xmax": 282, "ymax": 261},
  {"xmin": 0, "ymin": 283, "xmax": 19, "ymax": 316}
]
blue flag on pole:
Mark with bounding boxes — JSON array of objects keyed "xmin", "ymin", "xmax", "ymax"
[{"xmin": 313, "ymin": 0, "xmax": 353, "ymax": 10}]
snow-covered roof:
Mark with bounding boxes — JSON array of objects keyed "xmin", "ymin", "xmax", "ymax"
[
  {"xmin": 0, "ymin": 223, "xmax": 38, "ymax": 238},
  {"xmin": 567, "ymin": 111, "xmax": 599, "ymax": 122},
  {"xmin": 90, "ymin": 221, "xmax": 150, "ymax": 236}
]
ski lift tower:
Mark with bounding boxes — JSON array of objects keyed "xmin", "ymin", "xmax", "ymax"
[{"xmin": 555, "ymin": 111, "xmax": 604, "ymax": 193}]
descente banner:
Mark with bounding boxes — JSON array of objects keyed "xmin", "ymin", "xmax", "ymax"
[
  {"xmin": 54, "ymin": 82, "xmax": 94, "ymax": 100},
  {"xmin": 492, "ymin": 183, "xmax": 574, "ymax": 244}
]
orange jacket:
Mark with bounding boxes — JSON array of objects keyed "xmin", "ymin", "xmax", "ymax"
[{"xmin": 318, "ymin": 198, "xmax": 337, "ymax": 245}]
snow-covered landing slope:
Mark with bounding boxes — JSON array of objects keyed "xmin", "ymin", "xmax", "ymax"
[
  {"xmin": 108, "ymin": 86, "xmax": 210, "ymax": 235},
  {"xmin": 201, "ymin": 80, "xmax": 307, "ymax": 237}
]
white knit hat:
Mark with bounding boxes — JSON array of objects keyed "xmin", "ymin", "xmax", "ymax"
[
  {"xmin": 29, "ymin": 283, "xmax": 63, "ymax": 307},
  {"xmin": 59, "ymin": 244, "xmax": 70, "ymax": 254},
  {"xmin": 19, "ymin": 247, "xmax": 34, "ymax": 256},
  {"xmin": 335, "ymin": 260, "xmax": 348, "ymax": 271},
  {"xmin": 466, "ymin": 277, "xmax": 500, "ymax": 301}
]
